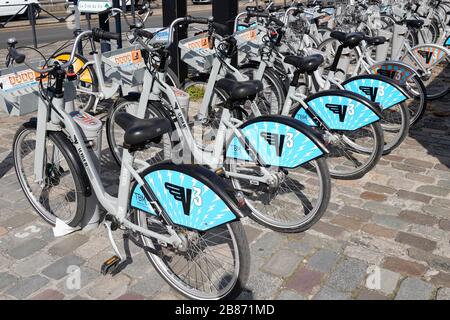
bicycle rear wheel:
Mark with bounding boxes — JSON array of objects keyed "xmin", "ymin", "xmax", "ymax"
[
  {"xmin": 13, "ymin": 125, "xmax": 86, "ymax": 227},
  {"xmin": 135, "ymin": 211, "xmax": 250, "ymax": 300},
  {"xmin": 380, "ymin": 102, "xmax": 410, "ymax": 155},
  {"xmin": 326, "ymin": 122, "xmax": 384, "ymax": 180}
]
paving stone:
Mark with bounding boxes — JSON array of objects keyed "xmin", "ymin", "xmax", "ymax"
[
  {"xmin": 364, "ymin": 182, "xmax": 396, "ymax": 194},
  {"xmin": 116, "ymin": 292, "xmax": 146, "ymax": 300},
  {"xmin": 360, "ymin": 191, "xmax": 387, "ymax": 202},
  {"xmin": 48, "ymin": 234, "xmax": 90, "ymax": 257},
  {"xmin": 391, "ymin": 162, "xmax": 427, "ymax": 173},
  {"xmin": 422, "ymin": 205, "xmax": 450, "ymax": 218},
  {"xmin": 12, "ymin": 252, "xmax": 55, "ymax": 277},
  {"xmin": 286, "ymin": 267, "xmax": 323, "ymax": 294},
  {"xmin": 313, "ymin": 286, "xmax": 350, "ymax": 300},
  {"xmin": 356, "ymin": 288, "xmax": 389, "ymax": 300},
  {"xmin": 387, "ymin": 178, "xmax": 417, "ymax": 190},
  {"xmin": 362, "ymin": 202, "xmax": 402, "ymax": 216},
  {"xmin": 307, "ymin": 249, "xmax": 340, "ymax": 273},
  {"xmin": 371, "ymin": 215, "xmax": 409, "ymax": 231},
  {"xmin": 395, "ymin": 232, "xmax": 437, "ymax": 252},
  {"xmin": 0, "ymin": 272, "xmax": 18, "ymax": 291},
  {"xmin": 429, "ymin": 272, "xmax": 450, "ymax": 288},
  {"xmin": 0, "ymin": 254, "xmax": 12, "ymax": 271},
  {"xmin": 436, "ymin": 288, "xmax": 450, "ymax": 300},
  {"xmin": 395, "ymin": 278, "xmax": 434, "ymax": 300},
  {"xmin": 361, "ymin": 223, "xmax": 397, "ymax": 239},
  {"xmin": 0, "ymin": 227, "xmax": 7, "ymax": 237},
  {"xmin": 87, "ymin": 274, "xmax": 131, "ymax": 300},
  {"xmin": 344, "ymin": 246, "xmax": 384, "ymax": 265},
  {"xmin": 405, "ymin": 173, "xmax": 435, "ymax": 184},
  {"xmin": 330, "ymin": 215, "xmax": 364, "ymax": 231},
  {"xmin": 383, "ymin": 256, "xmax": 427, "ymax": 276},
  {"xmin": 399, "ymin": 210, "xmax": 438, "ymax": 226},
  {"xmin": 0, "ymin": 213, "xmax": 36, "ymax": 230},
  {"xmin": 246, "ymin": 270, "xmax": 283, "ymax": 299},
  {"xmin": 339, "ymin": 206, "xmax": 374, "ymax": 221},
  {"xmin": 326, "ymin": 258, "xmax": 367, "ymax": 293},
  {"xmin": 42, "ymin": 255, "xmax": 85, "ymax": 280},
  {"xmin": 31, "ymin": 289, "xmax": 64, "ymax": 300},
  {"xmin": 396, "ymin": 190, "xmax": 432, "ymax": 203},
  {"xmin": 416, "ymin": 185, "xmax": 450, "ymax": 197},
  {"xmin": 439, "ymin": 219, "xmax": 450, "ymax": 231},
  {"xmin": 311, "ymin": 221, "xmax": 346, "ymax": 238},
  {"xmin": 6, "ymin": 275, "xmax": 49, "ymax": 299},
  {"xmin": 74, "ymin": 235, "xmax": 110, "ymax": 260},
  {"xmin": 285, "ymin": 240, "xmax": 313, "ymax": 256},
  {"xmin": 243, "ymin": 225, "xmax": 263, "ymax": 244},
  {"xmin": 57, "ymin": 266, "xmax": 98, "ymax": 294},
  {"xmin": 408, "ymin": 248, "xmax": 450, "ymax": 273},
  {"xmin": 437, "ymin": 180, "xmax": 450, "ymax": 189},
  {"xmin": 7, "ymin": 238, "xmax": 47, "ymax": 260},
  {"xmin": 129, "ymin": 271, "xmax": 167, "ymax": 298},
  {"xmin": 276, "ymin": 289, "xmax": 307, "ymax": 300},
  {"xmin": 404, "ymin": 158, "xmax": 434, "ymax": 168},
  {"xmin": 384, "ymin": 154, "xmax": 404, "ymax": 162},
  {"xmin": 252, "ymin": 232, "xmax": 284, "ymax": 259},
  {"xmin": 263, "ymin": 250, "xmax": 301, "ymax": 277},
  {"xmin": 371, "ymin": 267, "xmax": 401, "ymax": 295}
]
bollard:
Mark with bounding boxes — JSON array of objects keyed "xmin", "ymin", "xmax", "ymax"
[{"xmin": 28, "ymin": 4, "xmax": 38, "ymax": 48}]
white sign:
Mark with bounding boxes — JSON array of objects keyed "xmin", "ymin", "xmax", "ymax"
[{"xmin": 78, "ymin": 0, "xmax": 112, "ymax": 13}]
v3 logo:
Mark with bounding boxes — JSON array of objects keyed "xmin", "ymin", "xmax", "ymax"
[
  {"xmin": 325, "ymin": 103, "xmax": 348, "ymax": 122},
  {"xmin": 165, "ymin": 182, "xmax": 202, "ymax": 216},
  {"xmin": 360, "ymin": 86, "xmax": 378, "ymax": 102},
  {"xmin": 377, "ymin": 68, "xmax": 397, "ymax": 80},
  {"xmin": 418, "ymin": 50, "xmax": 433, "ymax": 64},
  {"xmin": 260, "ymin": 132, "xmax": 294, "ymax": 157}
]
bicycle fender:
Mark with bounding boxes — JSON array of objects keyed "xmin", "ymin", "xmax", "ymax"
[
  {"xmin": 342, "ymin": 74, "xmax": 409, "ymax": 110},
  {"xmin": 23, "ymin": 118, "xmax": 92, "ymax": 197},
  {"xmin": 368, "ymin": 60, "xmax": 421, "ymax": 86},
  {"xmin": 296, "ymin": 90, "xmax": 382, "ymax": 131},
  {"xmin": 130, "ymin": 162, "xmax": 241, "ymax": 231},
  {"xmin": 225, "ymin": 115, "xmax": 328, "ymax": 169},
  {"xmin": 402, "ymin": 44, "xmax": 450, "ymax": 69}
]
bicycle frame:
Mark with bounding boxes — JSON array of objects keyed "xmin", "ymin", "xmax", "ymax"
[{"xmin": 32, "ymin": 78, "xmax": 185, "ymax": 247}]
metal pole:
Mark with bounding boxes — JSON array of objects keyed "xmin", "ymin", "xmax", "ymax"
[
  {"xmin": 113, "ymin": 0, "xmax": 122, "ymax": 48},
  {"xmin": 130, "ymin": 0, "xmax": 136, "ymax": 25},
  {"xmin": 212, "ymin": 0, "xmax": 238, "ymax": 65},
  {"xmin": 163, "ymin": 0, "xmax": 187, "ymax": 82},
  {"xmin": 98, "ymin": 10, "xmax": 111, "ymax": 52},
  {"xmin": 28, "ymin": 4, "xmax": 38, "ymax": 48}
]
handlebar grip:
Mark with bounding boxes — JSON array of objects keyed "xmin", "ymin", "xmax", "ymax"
[
  {"xmin": 248, "ymin": 12, "xmax": 270, "ymax": 18},
  {"xmin": 8, "ymin": 47, "xmax": 26, "ymax": 64},
  {"xmin": 212, "ymin": 22, "xmax": 230, "ymax": 37},
  {"xmin": 92, "ymin": 28, "xmax": 121, "ymax": 42},
  {"xmin": 135, "ymin": 28, "xmax": 154, "ymax": 40},
  {"xmin": 186, "ymin": 16, "xmax": 210, "ymax": 24}
]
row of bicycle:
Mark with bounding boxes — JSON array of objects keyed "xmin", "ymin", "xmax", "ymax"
[{"xmin": 3, "ymin": 0, "xmax": 450, "ymax": 300}]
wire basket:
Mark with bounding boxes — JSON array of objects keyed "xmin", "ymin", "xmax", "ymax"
[
  {"xmin": 234, "ymin": 26, "xmax": 265, "ymax": 59},
  {"xmin": 179, "ymin": 34, "xmax": 215, "ymax": 73}
]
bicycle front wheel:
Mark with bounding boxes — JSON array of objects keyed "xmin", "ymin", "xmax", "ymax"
[
  {"xmin": 135, "ymin": 211, "xmax": 250, "ymax": 300},
  {"xmin": 13, "ymin": 125, "xmax": 86, "ymax": 227}
]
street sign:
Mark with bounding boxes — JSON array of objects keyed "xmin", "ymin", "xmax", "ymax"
[{"xmin": 78, "ymin": 0, "xmax": 113, "ymax": 13}]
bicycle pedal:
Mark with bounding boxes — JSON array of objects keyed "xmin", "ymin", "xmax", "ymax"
[{"xmin": 100, "ymin": 255, "xmax": 121, "ymax": 276}]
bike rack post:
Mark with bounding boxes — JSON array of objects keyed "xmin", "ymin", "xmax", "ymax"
[
  {"xmin": 212, "ymin": 0, "xmax": 238, "ymax": 65},
  {"xmin": 28, "ymin": 3, "xmax": 38, "ymax": 48},
  {"xmin": 113, "ymin": 0, "xmax": 123, "ymax": 49},
  {"xmin": 98, "ymin": 10, "xmax": 112, "ymax": 52},
  {"xmin": 163, "ymin": 0, "xmax": 188, "ymax": 81},
  {"xmin": 72, "ymin": 0, "xmax": 84, "ymax": 55}
]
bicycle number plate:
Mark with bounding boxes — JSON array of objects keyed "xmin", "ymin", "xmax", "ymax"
[
  {"xmin": 108, "ymin": 50, "xmax": 144, "ymax": 70},
  {"xmin": 0, "ymin": 69, "xmax": 46, "ymax": 93}
]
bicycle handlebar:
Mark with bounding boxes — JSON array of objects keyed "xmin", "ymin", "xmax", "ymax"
[{"xmin": 92, "ymin": 28, "xmax": 121, "ymax": 42}]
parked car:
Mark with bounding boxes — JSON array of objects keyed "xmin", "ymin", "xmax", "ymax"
[
  {"xmin": 0, "ymin": 0, "xmax": 40, "ymax": 19},
  {"xmin": 192, "ymin": 0, "xmax": 211, "ymax": 4}
]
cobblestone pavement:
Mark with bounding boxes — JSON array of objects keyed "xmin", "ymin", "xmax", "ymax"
[{"xmin": 1, "ymin": 51, "xmax": 450, "ymax": 301}]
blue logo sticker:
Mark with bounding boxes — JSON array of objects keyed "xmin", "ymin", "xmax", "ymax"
[
  {"xmin": 343, "ymin": 78, "xmax": 407, "ymax": 110},
  {"xmin": 297, "ymin": 95, "xmax": 380, "ymax": 130},
  {"xmin": 131, "ymin": 170, "xmax": 237, "ymax": 231},
  {"xmin": 226, "ymin": 121, "xmax": 323, "ymax": 167}
]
